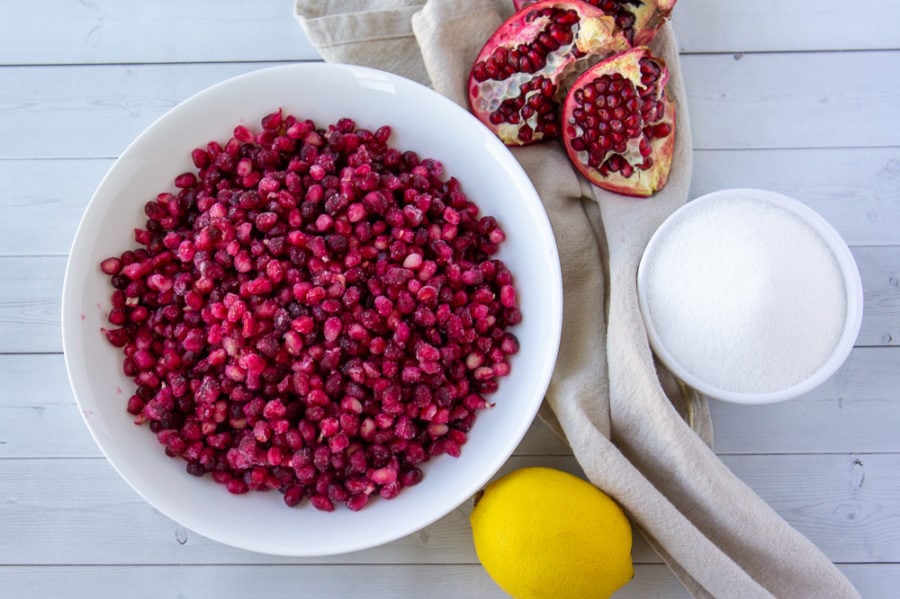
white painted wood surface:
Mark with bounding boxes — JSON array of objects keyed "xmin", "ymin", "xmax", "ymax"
[{"xmin": 1, "ymin": 1, "xmax": 898, "ymax": 597}]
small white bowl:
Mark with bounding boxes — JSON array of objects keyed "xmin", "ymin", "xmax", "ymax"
[
  {"xmin": 637, "ymin": 188, "xmax": 863, "ymax": 404},
  {"xmin": 61, "ymin": 63, "xmax": 562, "ymax": 555}
]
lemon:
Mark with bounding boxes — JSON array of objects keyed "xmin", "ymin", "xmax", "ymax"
[{"xmin": 470, "ymin": 467, "xmax": 634, "ymax": 599}]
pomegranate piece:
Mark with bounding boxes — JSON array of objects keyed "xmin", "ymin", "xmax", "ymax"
[
  {"xmin": 561, "ymin": 46, "xmax": 675, "ymax": 197},
  {"xmin": 513, "ymin": 0, "xmax": 677, "ymax": 46},
  {"xmin": 98, "ymin": 110, "xmax": 522, "ymax": 510},
  {"xmin": 467, "ymin": 0, "xmax": 629, "ymax": 146}
]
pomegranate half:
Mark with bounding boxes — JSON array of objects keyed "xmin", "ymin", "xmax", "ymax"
[
  {"xmin": 467, "ymin": 0, "xmax": 629, "ymax": 146},
  {"xmin": 513, "ymin": 0, "xmax": 677, "ymax": 46},
  {"xmin": 561, "ymin": 46, "xmax": 675, "ymax": 197}
]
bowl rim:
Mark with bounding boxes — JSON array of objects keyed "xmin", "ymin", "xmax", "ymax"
[
  {"xmin": 637, "ymin": 187, "xmax": 863, "ymax": 405},
  {"xmin": 61, "ymin": 62, "xmax": 563, "ymax": 555}
]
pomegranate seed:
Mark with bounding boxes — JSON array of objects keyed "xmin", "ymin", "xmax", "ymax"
[
  {"xmin": 323, "ymin": 316, "xmax": 342, "ymax": 342},
  {"xmin": 98, "ymin": 111, "xmax": 521, "ymax": 511},
  {"xmin": 379, "ymin": 481, "xmax": 402, "ymax": 500},
  {"xmin": 226, "ymin": 478, "xmax": 249, "ymax": 495},
  {"xmin": 233, "ymin": 125, "xmax": 254, "ymax": 143},
  {"xmin": 319, "ymin": 417, "xmax": 339, "ymax": 438},
  {"xmin": 500, "ymin": 284, "xmax": 517, "ymax": 308},
  {"xmin": 401, "ymin": 467, "xmax": 424, "ymax": 487},
  {"xmin": 126, "ymin": 394, "xmax": 145, "ymax": 415},
  {"xmin": 283, "ymin": 485, "xmax": 304, "ymax": 507},
  {"xmin": 100, "ymin": 257, "xmax": 122, "ymax": 275},
  {"xmin": 102, "ymin": 327, "xmax": 129, "ymax": 347},
  {"xmin": 370, "ymin": 466, "xmax": 398, "ymax": 485},
  {"xmin": 310, "ymin": 494, "xmax": 335, "ymax": 512},
  {"xmin": 346, "ymin": 493, "xmax": 369, "ymax": 511},
  {"xmin": 442, "ymin": 439, "xmax": 462, "ymax": 458},
  {"xmin": 174, "ymin": 173, "xmax": 196, "ymax": 188}
]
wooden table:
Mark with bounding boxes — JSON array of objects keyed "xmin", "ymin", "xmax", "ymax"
[{"xmin": 2, "ymin": 1, "xmax": 898, "ymax": 596}]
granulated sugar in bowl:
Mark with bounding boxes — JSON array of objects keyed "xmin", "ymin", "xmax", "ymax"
[{"xmin": 637, "ymin": 188, "xmax": 863, "ymax": 404}]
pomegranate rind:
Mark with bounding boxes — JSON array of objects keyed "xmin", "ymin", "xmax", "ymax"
[
  {"xmin": 657, "ymin": 0, "xmax": 677, "ymax": 12},
  {"xmin": 561, "ymin": 46, "xmax": 675, "ymax": 197},
  {"xmin": 512, "ymin": 0, "xmax": 677, "ymax": 47},
  {"xmin": 629, "ymin": 0, "xmax": 676, "ymax": 46},
  {"xmin": 467, "ymin": 0, "xmax": 629, "ymax": 146}
]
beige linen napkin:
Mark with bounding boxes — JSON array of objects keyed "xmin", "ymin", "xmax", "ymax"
[{"xmin": 295, "ymin": 2, "xmax": 860, "ymax": 597}]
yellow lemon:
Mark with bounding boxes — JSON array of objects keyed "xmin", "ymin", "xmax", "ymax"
[{"xmin": 470, "ymin": 467, "xmax": 634, "ymax": 599}]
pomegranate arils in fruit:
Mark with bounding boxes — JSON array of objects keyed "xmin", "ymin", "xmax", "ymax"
[
  {"xmin": 467, "ymin": 0, "xmax": 628, "ymax": 145},
  {"xmin": 99, "ymin": 110, "xmax": 521, "ymax": 511},
  {"xmin": 513, "ymin": 0, "xmax": 677, "ymax": 46},
  {"xmin": 562, "ymin": 46, "xmax": 675, "ymax": 197}
]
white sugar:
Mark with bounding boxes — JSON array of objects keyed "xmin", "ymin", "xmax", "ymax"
[{"xmin": 641, "ymin": 195, "xmax": 847, "ymax": 394}]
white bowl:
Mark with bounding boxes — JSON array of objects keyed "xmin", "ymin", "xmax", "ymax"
[
  {"xmin": 637, "ymin": 188, "xmax": 862, "ymax": 405},
  {"xmin": 61, "ymin": 63, "xmax": 562, "ymax": 555}
]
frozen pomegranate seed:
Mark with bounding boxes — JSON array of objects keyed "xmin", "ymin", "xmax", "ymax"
[
  {"xmin": 283, "ymin": 485, "xmax": 304, "ymax": 507},
  {"xmin": 394, "ymin": 416, "xmax": 416, "ymax": 440},
  {"xmin": 329, "ymin": 432, "xmax": 349, "ymax": 453},
  {"xmin": 370, "ymin": 466, "xmax": 398, "ymax": 485},
  {"xmin": 359, "ymin": 417, "xmax": 377, "ymax": 441},
  {"xmin": 283, "ymin": 330, "xmax": 303, "ymax": 355},
  {"xmin": 401, "ymin": 467, "xmax": 424, "ymax": 487},
  {"xmin": 319, "ymin": 416, "xmax": 339, "ymax": 438},
  {"xmin": 346, "ymin": 493, "xmax": 369, "ymax": 511},
  {"xmin": 466, "ymin": 352, "xmax": 485, "ymax": 370},
  {"xmin": 146, "ymin": 273, "xmax": 172, "ymax": 292},
  {"xmin": 126, "ymin": 394, "xmax": 145, "ymax": 415},
  {"xmin": 262, "ymin": 399, "xmax": 286, "ymax": 420},
  {"xmin": 348, "ymin": 449, "xmax": 368, "ymax": 474},
  {"xmin": 226, "ymin": 478, "xmax": 249, "ymax": 495},
  {"xmin": 341, "ymin": 396, "xmax": 363, "ymax": 415},
  {"xmin": 255, "ymin": 212, "xmax": 278, "ymax": 232},
  {"xmin": 233, "ymin": 125, "xmax": 254, "ymax": 143},
  {"xmin": 191, "ymin": 148, "xmax": 210, "ymax": 168},
  {"xmin": 174, "ymin": 173, "xmax": 196, "ymax": 188},
  {"xmin": 379, "ymin": 481, "xmax": 402, "ymax": 500},
  {"xmin": 102, "ymin": 327, "xmax": 129, "ymax": 348},
  {"xmin": 100, "ymin": 257, "xmax": 122, "ymax": 275},
  {"xmin": 442, "ymin": 439, "xmax": 462, "ymax": 458},
  {"xmin": 310, "ymin": 494, "xmax": 335, "ymax": 512},
  {"xmin": 500, "ymin": 284, "xmax": 517, "ymax": 308},
  {"xmin": 323, "ymin": 316, "xmax": 342, "ymax": 342},
  {"xmin": 426, "ymin": 422, "xmax": 448, "ymax": 438},
  {"xmin": 460, "ymin": 393, "xmax": 484, "ymax": 412},
  {"xmin": 402, "ymin": 252, "xmax": 423, "ymax": 269},
  {"xmin": 473, "ymin": 366, "xmax": 495, "ymax": 381},
  {"xmin": 98, "ymin": 110, "xmax": 521, "ymax": 511}
]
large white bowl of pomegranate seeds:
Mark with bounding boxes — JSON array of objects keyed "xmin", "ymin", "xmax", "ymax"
[{"xmin": 62, "ymin": 63, "xmax": 562, "ymax": 555}]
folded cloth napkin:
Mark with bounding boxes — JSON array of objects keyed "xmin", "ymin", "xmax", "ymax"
[{"xmin": 295, "ymin": 2, "xmax": 861, "ymax": 597}]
